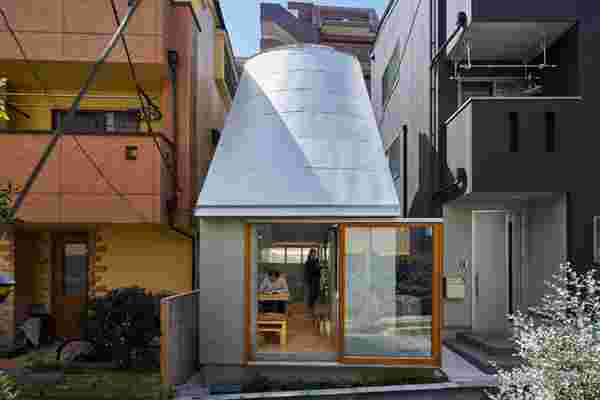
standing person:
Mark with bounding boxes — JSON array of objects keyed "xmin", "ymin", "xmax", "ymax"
[{"xmin": 304, "ymin": 249, "xmax": 321, "ymax": 316}]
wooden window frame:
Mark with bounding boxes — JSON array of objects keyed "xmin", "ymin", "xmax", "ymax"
[
  {"xmin": 243, "ymin": 221, "xmax": 443, "ymax": 367},
  {"xmin": 51, "ymin": 109, "xmax": 140, "ymax": 134}
]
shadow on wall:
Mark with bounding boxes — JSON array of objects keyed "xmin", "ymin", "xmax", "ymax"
[
  {"xmin": 408, "ymin": 128, "xmax": 461, "ymax": 218},
  {"xmin": 408, "ymin": 132, "xmax": 445, "ymax": 218}
]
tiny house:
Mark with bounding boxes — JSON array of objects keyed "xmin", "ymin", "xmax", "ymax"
[{"xmin": 194, "ymin": 45, "xmax": 443, "ymax": 370}]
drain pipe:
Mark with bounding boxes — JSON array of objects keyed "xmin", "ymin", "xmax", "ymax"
[
  {"xmin": 430, "ymin": 11, "xmax": 467, "ymax": 215},
  {"xmin": 166, "ymin": 49, "xmax": 193, "ymax": 232},
  {"xmin": 166, "ymin": 49, "xmax": 197, "ymax": 289}
]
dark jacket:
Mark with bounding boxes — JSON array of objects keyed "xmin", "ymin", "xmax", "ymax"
[{"xmin": 305, "ymin": 257, "xmax": 321, "ymax": 280}]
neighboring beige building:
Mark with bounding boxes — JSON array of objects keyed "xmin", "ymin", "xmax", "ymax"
[{"xmin": 0, "ymin": 0, "xmax": 237, "ymax": 345}]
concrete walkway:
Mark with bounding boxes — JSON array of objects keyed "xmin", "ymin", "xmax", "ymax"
[
  {"xmin": 175, "ymin": 346, "xmax": 497, "ymax": 399},
  {"xmin": 176, "ymin": 383, "xmax": 210, "ymax": 400},
  {"xmin": 442, "ymin": 346, "xmax": 498, "ymax": 386}
]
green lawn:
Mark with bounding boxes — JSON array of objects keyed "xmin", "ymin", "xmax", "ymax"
[
  {"xmin": 3, "ymin": 348, "xmax": 174, "ymax": 400},
  {"xmin": 17, "ymin": 368, "xmax": 174, "ymax": 400}
]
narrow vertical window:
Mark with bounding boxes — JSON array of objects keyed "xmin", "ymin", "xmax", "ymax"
[
  {"xmin": 508, "ymin": 112, "xmax": 519, "ymax": 152},
  {"xmin": 402, "ymin": 124, "xmax": 408, "ymax": 218},
  {"xmin": 545, "ymin": 111, "xmax": 556, "ymax": 152}
]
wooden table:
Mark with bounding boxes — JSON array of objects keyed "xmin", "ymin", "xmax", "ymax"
[
  {"xmin": 257, "ymin": 292, "xmax": 290, "ymax": 302},
  {"xmin": 257, "ymin": 293, "xmax": 290, "ymax": 347}
]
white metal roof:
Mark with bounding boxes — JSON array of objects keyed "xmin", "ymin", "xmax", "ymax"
[{"xmin": 195, "ymin": 45, "xmax": 400, "ymax": 217}]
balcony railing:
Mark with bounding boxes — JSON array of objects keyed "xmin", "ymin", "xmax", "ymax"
[{"xmin": 444, "ymin": 96, "xmax": 581, "ymax": 194}]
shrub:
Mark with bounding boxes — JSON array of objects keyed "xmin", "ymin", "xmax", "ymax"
[
  {"xmin": 0, "ymin": 189, "xmax": 14, "ymax": 224},
  {"xmin": 23, "ymin": 352, "xmax": 65, "ymax": 372},
  {"xmin": 0, "ymin": 372, "xmax": 19, "ymax": 400},
  {"xmin": 82, "ymin": 286, "xmax": 174, "ymax": 367},
  {"xmin": 487, "ymin": 262, "xmax": 600, "ymax": 400}
]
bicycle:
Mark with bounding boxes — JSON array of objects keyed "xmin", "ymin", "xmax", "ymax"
[{"xmin": 56, "ymin": 309, "xmax": 160, "ymax": 369}]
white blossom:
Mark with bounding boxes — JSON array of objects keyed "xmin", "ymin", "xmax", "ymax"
[{"xmin": 486, "ymin": 262, "xmax": 600, "ymax": 400}]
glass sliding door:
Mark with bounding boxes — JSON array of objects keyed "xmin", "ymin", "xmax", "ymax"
[{"xmin": 340, "ymin": 224, "xmax": 441, "ymax": 365}]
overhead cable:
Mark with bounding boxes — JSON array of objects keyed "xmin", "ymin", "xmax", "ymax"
[
  {"xmin": 0, "ymin": 7, "xmax": 49, "ymax": 93},
  {"xmin": 109, "ymin": 0, "xmax": 181, "ymax": 194}
]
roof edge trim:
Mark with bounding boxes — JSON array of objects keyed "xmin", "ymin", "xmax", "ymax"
[{"xmin": 194, "ymin": 205, "xmax": 402, "ymax": 217}]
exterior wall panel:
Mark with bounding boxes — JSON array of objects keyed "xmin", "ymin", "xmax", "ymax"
[
  {"xmin": 374, "ymin": 0, "xmax": 433, "ymax": 218},
  {"xmin": 196, "ymin": 218, "xmax": 246, "ymax": 365},
  {"xmin": 525, "ymin": 195, "xmax": 567, "ymax": 309},
  {"xmin": 442, "ymin": 206, "xmax": 472, "ymax": 328},
  {"xmin": 445, "ymin": 98, "xmax": 581, "ymax": 194}
]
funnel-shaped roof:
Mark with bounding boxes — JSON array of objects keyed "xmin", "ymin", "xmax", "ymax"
[{"xmin": 195, "ymin": 44, "xmax": 400, "ymax": 217}]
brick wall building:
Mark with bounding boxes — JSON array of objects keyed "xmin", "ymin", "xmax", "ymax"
[{"xmin": 260, "ymin": 1, "xmax": 378, "ymax": 95}]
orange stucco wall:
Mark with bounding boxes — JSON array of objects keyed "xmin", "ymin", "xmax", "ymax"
[
  {"xmin": 0, "ymin": 0, "xmax": 164, "ymax": 64},
  {"xmin": 0, "ymin": 134, "xmax": 165, "ymax": 223}
]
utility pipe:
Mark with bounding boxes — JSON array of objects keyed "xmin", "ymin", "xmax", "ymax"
[
  {"xmin": 11, "ymin": 0, "xmax": 143, "ymax": 217},
  {"xmin": 429, "ymin": 11, "xmax": 467, "ymax": 215},
  {"xmin": 4, "ymin": 92, "xmax": 160, "ymax": 100},
  {"xmin": 166, "ymin": 49, "xmax": 179, "ymax": 207},
  {"xmin": 459, "ymin": 64, "xmax": 558, "ymax": 69}
]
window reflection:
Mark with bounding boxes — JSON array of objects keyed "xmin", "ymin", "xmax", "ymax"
[{"xmin": 345, "ymin": 226, "xmax": 433, "ymax": 357}]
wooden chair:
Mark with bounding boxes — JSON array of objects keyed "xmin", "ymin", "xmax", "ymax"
[{"xmin": 257, "ymin": 312, "xmax": 287, "ymax": 348}]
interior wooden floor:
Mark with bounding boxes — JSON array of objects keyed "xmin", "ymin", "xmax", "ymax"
[{"xmin": 257, "ymin": 303, "xmax": 336, "ymax": 353}]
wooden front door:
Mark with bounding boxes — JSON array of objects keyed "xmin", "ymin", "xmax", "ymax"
[{"xmin": 53, "ymin": 233, "xmax": 90, "ymax": 338}]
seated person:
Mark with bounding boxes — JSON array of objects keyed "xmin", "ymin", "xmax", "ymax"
[
  {"xmin": 258, "ymin": 270, "xmax": 288, "ymax": 314},
  {"xmin": 259, "ymin": 270, "xmax": 289, "ymax": 293}
]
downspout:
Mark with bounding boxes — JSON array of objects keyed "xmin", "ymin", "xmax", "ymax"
[
  {"xmin": 166, "ymin": 49, "xmax": 197, "ymax": 290},
  {"xmin": 429, "ymin": 11, "xmax": 467, "ymax": 215}
]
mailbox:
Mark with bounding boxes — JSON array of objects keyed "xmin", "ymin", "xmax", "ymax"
[{"xmin": 445, "ymin": 273, "xmax": 465, "ymax": 300}]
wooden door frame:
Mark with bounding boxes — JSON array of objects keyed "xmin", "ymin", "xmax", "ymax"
[
  {"xmin": 337, "ymin": 223, "xmax": 443, "ymax": 367},
  {"xmin": 51, "ymin": 232, "xmax": 92, "ymax": 338}
]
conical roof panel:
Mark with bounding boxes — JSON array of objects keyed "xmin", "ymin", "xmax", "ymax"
[{"xmin": 195, "ymin": 45, "xmax": 400, "ymax": 217}]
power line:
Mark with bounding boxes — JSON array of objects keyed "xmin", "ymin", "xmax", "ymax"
[
  {"xmin": 0, "ymin": 7, "xmax": 48, "ymax": 93},
  {"xmin": 1, "ymin": 3, "xmax": 151, "ymax": 222},
  {"xmin": 109, "ymin": 0, "xmax": 181, "ymax": 194},
  {"xmin": 11, "ymin": 0, "xmax": 143, "ymax": 215},
  {"xmin": 69, "ymin": 135, "xmax": 149, "ymax": 223}
]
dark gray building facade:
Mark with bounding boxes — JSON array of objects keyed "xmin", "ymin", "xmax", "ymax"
[{"xmin": 374, "ymin": 0, "xmax": 599, "ymax": 335}]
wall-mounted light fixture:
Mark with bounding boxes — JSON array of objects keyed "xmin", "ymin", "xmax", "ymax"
[{"xmin": 125, "ymin": 145, "xmax": 138, "ymax": 160}]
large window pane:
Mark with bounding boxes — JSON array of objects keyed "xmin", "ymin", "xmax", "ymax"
[
  {"xmin": 344, "ymin": 226, "xmax": 433, "ymax": 357},
  {"xmin": 64, "ymin": 243, "xmax": 88, "ymax": 296},
  {"xmin": 286, "ymin": 247, "xmax": 302, "ymax": 264}
]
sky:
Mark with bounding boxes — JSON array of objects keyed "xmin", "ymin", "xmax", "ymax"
[{"xmin": 219, "ymin": 0, "xmax": 389, "ymax": 58}]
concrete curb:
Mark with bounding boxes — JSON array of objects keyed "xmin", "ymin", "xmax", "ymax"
[{"xmin": 207, "ymin": 380, "xmax": 496, "ymax": 400}]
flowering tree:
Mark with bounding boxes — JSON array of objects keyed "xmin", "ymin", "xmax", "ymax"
[{"xmin": 487, "ymin": 262, "xmax": 600, "ymax": 400}]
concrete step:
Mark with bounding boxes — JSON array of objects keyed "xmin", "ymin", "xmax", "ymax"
[
  {"xmin": 443, "ymin": 338, "xmax": 521, "ymax": 374},
  {"xmin": 456, "ymin": 332, "xmax": 515, "ymax": 356}
]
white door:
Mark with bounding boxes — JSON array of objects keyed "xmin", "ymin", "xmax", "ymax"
[{"xmin": 472, "ymin": 211, "xmax": 510, "ymax": 334}]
